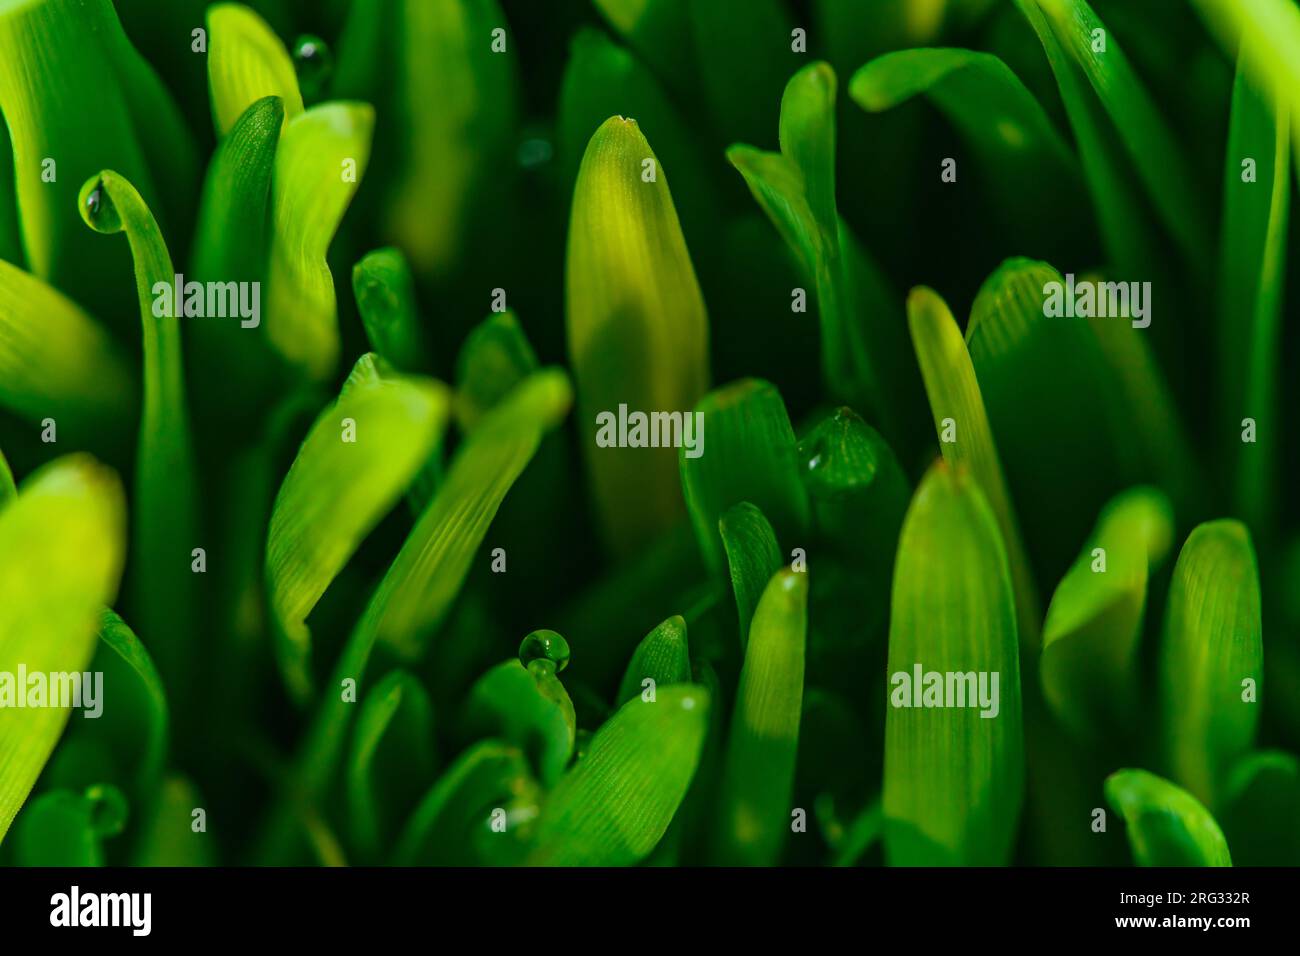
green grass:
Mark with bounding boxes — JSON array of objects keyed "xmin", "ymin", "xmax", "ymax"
[{"xmin": 0, "ymin": 0, "xmax": 1298, "ymax": 868}]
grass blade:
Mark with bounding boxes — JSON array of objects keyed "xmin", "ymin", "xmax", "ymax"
[
  {"xmin": 616, "ymin": 615, "xmax": 691, "ymax": 706},
  {"xmin": 1220, "ymin": 750, "xmax": 1300, "ymax": 866},
  {"xmin": 0, "ymin": 120, "xmax": 18, "ymax": 266},
  {"xmin": 1160, "ymin": 520, "xmax": 1263, "ymax": 808},
  {"xmin": 680, "ymin": 379, "xmax": 809, "ymax": 577},
  {"xmin": 1104, "ymin": 768, "xmax": 1232, "ymax": 866},
  {"xmin": 353, "ymin": 247, "xmax": 428, "ymax": 375},
  {"xmin": 591, "ymin": 0, "xmax": 696, "ymax": 98},
  {"xmin": 462, "ymin": 658, "xmax": 576, "ymax": 787},
  {"xmin": 387, "ymin": 0, "xmax": 518, "ymax": 278},
  {"xmin": 1041, "ymin": 488, "xmax": 1173, "ymax": 743},
  {"xmin": 206, "ymin": 2, "xmax": 303, "ymax": 136},
  {"xmin": 365, "ymin": 368, "xmax": 572, "ymax": 660},
  {"xmin": 0, "ymin": 448, "xmax": 13, "ymax": 507},
  {"xmin": 907, "ymin": 286, "xmax": 1039, "ymax": 645},
  {"xmin": 1218, "ymin": 40, "xmax": 1290, "ymax": 533},
  {"xmin": 849, "ymin": 48, "xmax": 1081, "ymax": 254},
  {"xmin": 0, "ymin": 0, "xmax": 197, "ymax": 312},
  {"xmin": 256, "ymin": 368, "xmax": 572, "ymax": 863},
  {"xmin": 966, "ymin": 258, "xmax": 1196, "ymax": 569},
  {"xmin": 265, "ymin": 102, "xmax": 375, "ymax": 381},
  {"xmin": 719, "ymin": 503, "xmax": 782, "ymax": 648},
  {"xmin": 0, "ymin": 259, "xmax": 135, "ymax": 446},
  {"xmin": 0, "ymin": 455, "xmax": 126, "ymax": 841},
  {"xmin": 346, "ymin": 670, "xmax": 435, "ymax": 862},
  {"xmin": 1008, "ymin": 1, "xmax": 1153, "ymax": 275},
  {"xmin": 1192, "ymin": 0, "xmax": 1300, "ymax": 142},
  {"xmin": 95, "ymin": 610, "xmax": 168, "ymax": 797},
  {"xmin": 1017, "ymin": 0, "xmax": 1212, "ymax": 267},
  {"xmin": 265, "ymin": 354, "xmax": 451, "ymax": 700},
  {"xmin": 454, "ymin": 312, "xmax": 538, "ymax": 432},
  {"xmin": 712, "ymin": 567, "xmax": 808, "ymax": 866},
  {"xmin": 797, "ymin": 406, "xmax": 909, "ymax": 571},
  {"xmin": 78, "ymin": 170, "xmax": 198, "ymax": 699},
  {"xmin": 729, "ymin": 64, "xmax": 903, "ymax": 428},
  {"xmin": 884, "ymin": 461, "xmax": 1023, "ymax": 866},
  {"xmin": 187, "ymin": 95, "xmax": 284, "ymax": 416},
  {"xmin": 133, "ymin": 775, "xmax": 215, "ymax": 866},
  {"xmin": 557, "ymin": 27, "xmax": 717, "ymax": 251},
  {"xmin": 566, "ymin": 115, "xmax": 710, "ymax": 554},
  {"xmin": 392, "ymin": 740, "xmax": 539, "ymax": 866},
  {"xmin": 687, "ymin": 0, "xmax": 792, "ymax": 147},
  {"xmin": 528, "ymin": 684, "xmax": 710, "ymax": 866},
  {"xmin": 12, "ymin": 788, "xmax": 122, "ymax": 866}
]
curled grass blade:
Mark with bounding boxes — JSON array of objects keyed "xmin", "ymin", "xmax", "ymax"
[{"xmin": 78, "ymin": 170, "xmax": 198, "ymax": 697}]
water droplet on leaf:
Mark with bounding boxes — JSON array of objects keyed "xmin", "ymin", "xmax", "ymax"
[
  {"xmin": 518, "ymin": 629, "xmax": 570, "ymax": 672},
  {"xmin": 292, "ymin": 35, "xmax": 334, "ymax": 101},
  {"xmin": 84, "ymin": 784, "xmax": 129, "ymax": 838}
]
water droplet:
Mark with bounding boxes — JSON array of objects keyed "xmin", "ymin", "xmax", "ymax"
[
  {"xmin": 518, "ymin": 629, "xmax": 570, "ymax": 672},
  {"xmin": 84, "ymin": 783, "xmax": 129, "ymax": 838},
  {"xmin": 292, "ymin": 34, "xmax": 334, "ymax": 101},
  {"xmin": 85, "ymin": 183, "xmax": 104, "ymax": 219}
]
